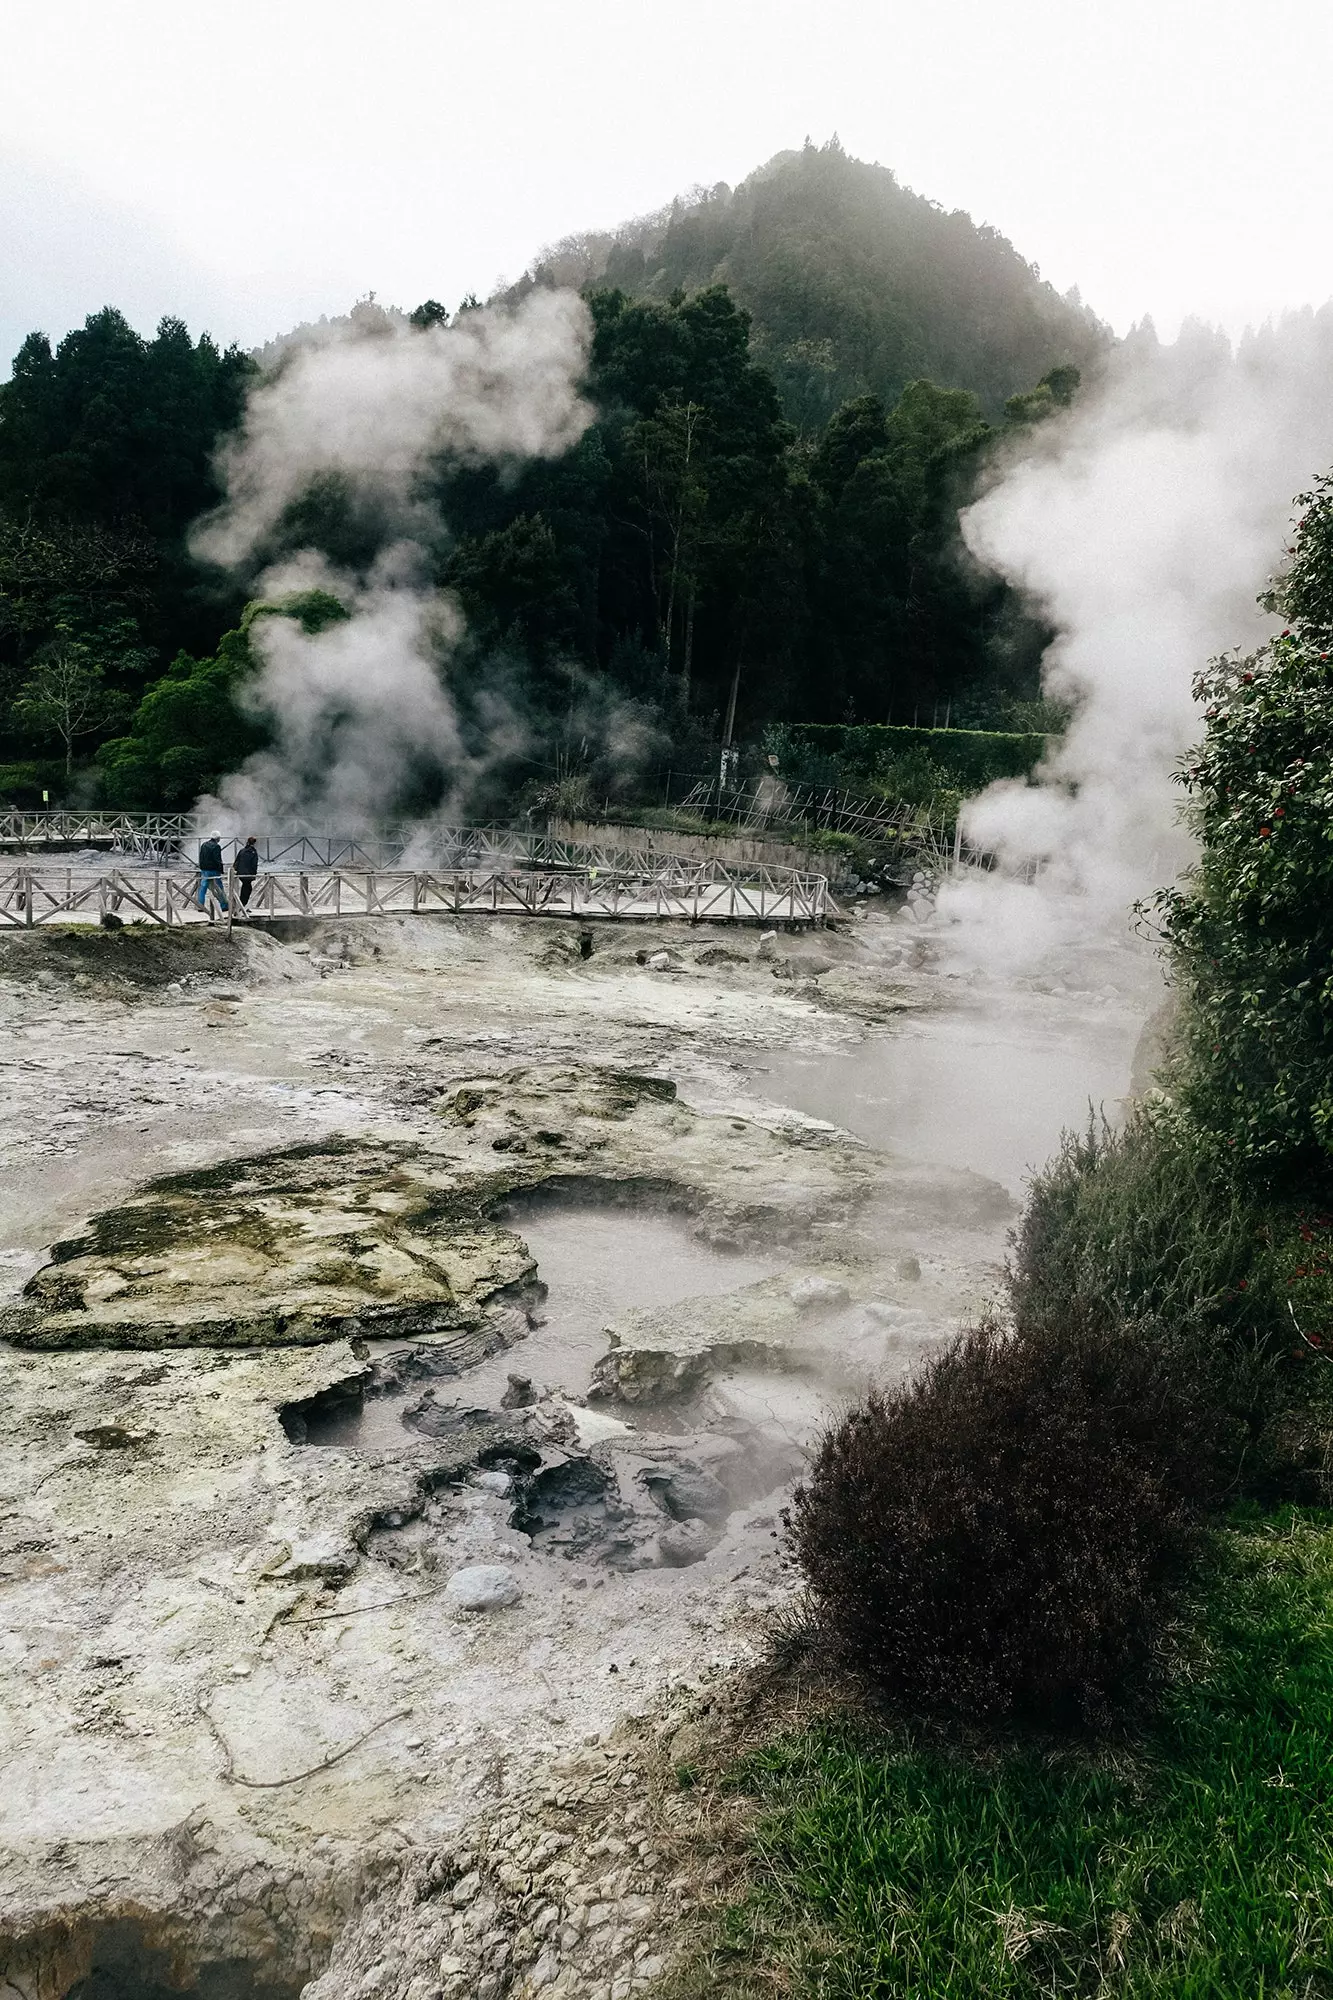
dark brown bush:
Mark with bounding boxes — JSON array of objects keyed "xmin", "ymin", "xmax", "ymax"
[{"xmin": 787, "ymin": 1313, "xmax": 1231, "ymax": 1726}]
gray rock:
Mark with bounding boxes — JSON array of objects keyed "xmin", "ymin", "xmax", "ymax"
[
  {"xmin": 658, "ymin": 1518, "xmax": 720, "ymax": 1567},
  {"xmin": 862, "ymin": 1301, "xmax": 925, "ymax": 1327},
  {"xmin": 471, "ymin": 1470, "xmax": 512, "ymax": 1495},
  {"xmin": 444, "ymin": 1564, "xmax": 523, "ymax": 1612},
  {"xmin": 789, "ymin": 1275, "xmax": 850, "ymax": 1312},
  {"xmin": 897, "ymin": 1253, "xmax": 922, "ymax": 1282},
  {"xmin": 651, "ymin": 1468, "xmax": 729, "ymax": 1522}
]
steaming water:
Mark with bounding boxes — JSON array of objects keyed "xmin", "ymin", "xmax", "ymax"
[
  {"xmin": 302, "ymin": 1196, "xmax": 781, "ymax": 1450},
  {"xmin": 755, "ymin": 976, "xmax": 1151, "ymax": 1196}
]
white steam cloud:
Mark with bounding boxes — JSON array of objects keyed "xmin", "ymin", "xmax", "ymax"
[
  {"xmin": 194, "ymin": 290, "xmax": 592, "ymax": 570},
  {"xmin": 191, "ymin": 291, "xmax": 594, "ymax": 831},
  {"xmin": 942, "ymin": 308, "xmax": 1333, "ymax": 975}
]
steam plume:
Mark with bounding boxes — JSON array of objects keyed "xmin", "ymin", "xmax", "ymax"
[
  {"xmin": 941, "ymin": 309, "xmax": 1333, "ymax": 975},
  {"xmin": 191, "ymin": 292, "xmax": 593, "ymax": 830}
]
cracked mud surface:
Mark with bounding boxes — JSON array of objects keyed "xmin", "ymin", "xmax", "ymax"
[{"xmin": 0, "ymin": 911, "xmax": 1154, "ymax": 1997}]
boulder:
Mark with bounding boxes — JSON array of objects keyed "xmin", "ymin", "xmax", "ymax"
[
  {"xmin": 862, "ymin": 1301, "xmax": 925, "ymax": 1328},
  {"xmin": 650, "ymin": 1467, "xmax": 730, "ymax": 1522},
  {"xmin": 789, "ymin": 1275, "xmax": 851, "ymax": 1312},
  {"xmin": 658, "ymin": 1518, "xmax": 720, "ymax": 1568},
  {"xmin": 444, "ymin": 1565, "xmax": 523, "ymax": 1612}
]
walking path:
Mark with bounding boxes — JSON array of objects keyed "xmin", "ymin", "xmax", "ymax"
[{"xmin": 0, "ymin": 855, "xmax": 831, "ymax": 929}]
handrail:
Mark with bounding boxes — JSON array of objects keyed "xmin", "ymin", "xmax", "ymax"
[{"xmin": 0, "ymin": 860, "xmax": 830, "ymax": 930}]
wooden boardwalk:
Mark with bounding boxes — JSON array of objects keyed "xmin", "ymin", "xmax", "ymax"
[{"xmin": 0, "ymin": 858, "xmax": 831, "ymax": 930}]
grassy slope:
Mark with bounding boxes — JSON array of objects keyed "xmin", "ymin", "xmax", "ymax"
[{"xmin": 687, "ymin": 1513, "xmax": 1333, "ymax": 1998}]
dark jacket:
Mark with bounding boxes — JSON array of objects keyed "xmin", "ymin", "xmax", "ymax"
[
  {"xmin": 235, "ymin": 843, "xmax": 259, "ymax": 878},
  {"xmin": 198, "ymin": 839, "xmax": 224, "ymax": 874}
]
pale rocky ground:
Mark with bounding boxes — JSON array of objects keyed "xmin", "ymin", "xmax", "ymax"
[{"xmin": 0, "ymin": 906, "xmax": 1151, "ymax": 1998}]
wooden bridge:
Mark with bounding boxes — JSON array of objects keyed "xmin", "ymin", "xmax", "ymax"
[
  {"xmin": 0, "ymin": 811, "xmax": 839, "ymax": 883},
  {"xmin": 0, "ymin": 854, "xmax": 832, "ymax": 931}
]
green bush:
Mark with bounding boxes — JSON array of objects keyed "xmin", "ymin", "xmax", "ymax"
[
  {"xmin": 1155, "ymin": 479, "xmax": 1333, "ymax": 1185},
  {"xmin": 1012, "ymin": 1116, "xmax": 1333, "ymax": 1496},
  {"xmin": 1013, "ymin": 1115, "xmax": 1333, "ymax": 1358},
  {"xmin": 98, "ymin": 589, "xmax": 348, "ymax": 807},
  {"xmin": 0, "ymin": 759, "xmax": 67, "ymax": 807},
  {"xmin": 780, "ymin": 721, "xmax": 1046, "ymax": 793}
]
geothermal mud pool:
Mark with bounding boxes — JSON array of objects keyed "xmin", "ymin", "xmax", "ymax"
[{"xmin": 0, "ymin": 907, "xmax": 1157, "ymax": 1998}]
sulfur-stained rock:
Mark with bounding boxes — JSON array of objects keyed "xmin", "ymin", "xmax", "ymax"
[
  {"xmin": 589, "ymin": 1282, "xmax": 800, "ymax": 1405},
  {"xmin": 1, "ymin": 1141, "xmax": 539, "ymax": 1352}
]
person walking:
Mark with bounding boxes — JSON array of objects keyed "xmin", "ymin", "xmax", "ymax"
[
  {"xmin": 235, "ymin": 835, "xmax": 260, "ymax": 913},
  {"xmin": 197, "ymin": 832, "xmax": 228, "ymax": 919}
]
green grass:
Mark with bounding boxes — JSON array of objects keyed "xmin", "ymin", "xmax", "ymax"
[{"xmin": 704, "ymin": 1513, "xmax": 1333, "ymax": 1997}]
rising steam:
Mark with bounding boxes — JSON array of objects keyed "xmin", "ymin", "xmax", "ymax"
[
  {"xmin": 191, "ymin": 291, "xmax": 593, "ymax": 830},
  {"xmin": 941, "ymin": 308, "xmax": 1333, "ymax": 975}
]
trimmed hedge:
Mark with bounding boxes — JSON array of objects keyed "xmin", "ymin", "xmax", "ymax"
[
  {"xmin": 0, "ymin": 760, "xmax": 68, "ymax": 807},
  {"xmin": 785, "ymin": 723, "xmax": 1047, "ymax": 791}
]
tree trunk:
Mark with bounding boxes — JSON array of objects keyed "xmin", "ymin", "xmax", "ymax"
[{"xmin": 722, "ymin": 654, "xmax": 742, "ymax": 748}]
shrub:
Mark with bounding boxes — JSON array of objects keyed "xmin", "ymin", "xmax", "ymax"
[
  {"xmin": 787, "ymin": 1312, "xmax": 1230, "ymax": 1726},
  {"xmin": 1154, "ymin": 479, "xmax": 1333, "ymax": 1185},
  {"xmin": 0, "ymin": 759, "xmax": 66, "ymax": 807},
  {"xmin": 1013, "ymin": 1115, "xmax": 1333, "ymax": 1498},
  {"xmin": 779, "ymin": 721, "xmax": 1047, "ymax": 793},
  {"xmin": 1011, "ymin": 1114, "xmax": 1313, "ymax": 1355}
]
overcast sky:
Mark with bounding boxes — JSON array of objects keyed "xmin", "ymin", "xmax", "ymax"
[{"xmin": 3, "ymin": 0, "xmax": 1330, "ymax": 370}]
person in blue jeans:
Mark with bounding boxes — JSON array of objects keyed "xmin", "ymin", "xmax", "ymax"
[{"xmin": 197, "ymin": 832, "xmax": 229, "ymax": 918}]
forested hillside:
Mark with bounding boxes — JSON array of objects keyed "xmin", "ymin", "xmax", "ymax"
[
  {"xmin": 0, "ymin": 309, "xmax": 252, "ymax": 795},
  {"xmin": 514, "ymin": 139, "xmax": 1109, "ymax": 431},
  {"xmin": 0, "ymin": 145, "xmax": 1095, "ymax": 813}
]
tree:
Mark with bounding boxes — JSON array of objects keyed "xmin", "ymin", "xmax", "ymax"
[
  {"xmin": 0, "ymin": 310, "xmax": 252, "ymax": 536},
  {"xmin": 13, "ymin": 640, "xmax": 128, "ymax": 776},
  {"xmin": 97, "ymin": 591, "xmax": 347, "ymax": 808},
  {"xmin": 1156, "ymin": 475, "xmax": 1333, "ymax": 1185},
  {"xmin": 628, "ymin": 400, "xmax": 710, "ymax": 684},
  {"xmin": 517, "ymin": 142, "xmax": 1108, "ymax": 426},
  {"xmin": 0, "ymin": 308, "xmax": 252, "ymax": 738}
]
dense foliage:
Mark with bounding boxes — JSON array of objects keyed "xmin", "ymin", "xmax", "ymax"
[
  {"xmin": 788, "ymin": 1313, "xmax": 1225, "ymax": 1725},
  {"xmin": 0, "ymin": 309, "xmax": 252, "ymax": 690},
  {"xmin": 518, "ymin": 138, "xmax": 1108, "ymax": 431},
  {"xmin": 776, "ymin": 722, "xmax": 1047, "ymax": 791},
  {"xmin": 98, "ymin": 591, "xmax": 349, "ymax": 808},
  {"xmin": 1013, "ymin": 1117, "xmax": 1333, "ymax": 1496},
  {"xmin": 0, "ymin": 148, "xmax": 1090, "ymax": 807},
  {"xmin": 1154, "ymin": 489, "xmax": 1333, "ymax": 1184}
]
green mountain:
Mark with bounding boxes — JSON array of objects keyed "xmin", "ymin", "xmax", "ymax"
[
  {"xmin": 512, "ymin": 138, "xmax": 1110, "ymax": 431},
  {"xmin": 1, "ymin": 145, "xmax": 1105, "ymax": 807}
]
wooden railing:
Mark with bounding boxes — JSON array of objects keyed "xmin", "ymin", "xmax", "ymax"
[{"xmin": 0, "ymin": 859, "xmax": 831, "ymax": 930}]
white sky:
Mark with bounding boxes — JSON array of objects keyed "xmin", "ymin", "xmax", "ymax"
[{"xmin": 2, "ymin": 0, "xmax": 1331, "ymax": 370}]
